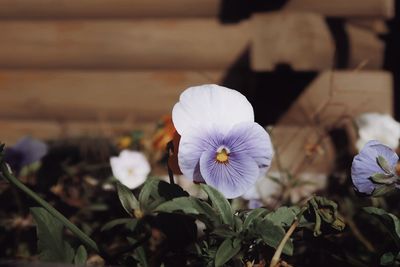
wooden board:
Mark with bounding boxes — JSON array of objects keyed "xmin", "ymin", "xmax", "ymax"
[
  {"xmin": 0, "ymin": 70, "xmax": 224, "ymax": 121},
  {"xmin": 251, "ymin": 13, "xmax": 335, "ymax": 71},
  {"xmin": 277, "ymin": 71, "xmax": 393, "ymax": 128},
  {"xmin": 251, "ymin": 13, "xmax": 385, "ymax": 71},
  {"xmin": 0, "ymin": 0, "xmax": 394, "ymax": 19},
  {"xmin": 284, "ymin": 0, "xmax": 395, "ymax": 19},
  {"xmin": 0, "ymin": 19, "xmax": 250, "ymax": 69},
  {"xmin": 0, "ymin": 119, "xmax": 156, "ymax": 144},
  {"xmin": 269, "ymin": 125, "xmax": 335, "ymax": 175},
  {"xmin": 346, "ymin": 23, "xmax": 385, "ymax": 69}
]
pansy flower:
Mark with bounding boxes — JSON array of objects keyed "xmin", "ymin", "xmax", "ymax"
[
  {"xmin": 351, "ymin": 140, "xmax": 399, "ymax": 196},
  {"xmin": 110, "ymin": 150, "xmax": 151, "ymax": 189},
  {"xmin": 4, "ymin": 136, "xmax": 48, "ymax": 174},
  {"xmin": 172, "ymin": 84, "xmax": 274, "ymax": 198}
]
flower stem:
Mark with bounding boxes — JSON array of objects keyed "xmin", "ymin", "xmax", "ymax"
[
  {"xmin": 0, "ymin": 162, "xmax": 99, "ymax": 253},
  {"xmin": 270, "ymin": 220, "xmax": 299, "ymax": 267},
  {"xmin": 166, "ymin": 140, "xmax": 175, "ymax": 184},
  {"xmin": 270, "ymin": 206, "xmax": 307, "ymax": 267}
]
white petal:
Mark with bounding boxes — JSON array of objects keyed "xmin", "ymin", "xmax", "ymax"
[
  {"xmin": 109, "ymin": 150, "xmax": 151, "ymax": 189},
  {"xmin": 356, "ymin": 113, "xmax": 400, "ymax": 150},
  {"xmin": 172, "ymin": 84, "xmax": 254, "ymax": 136}
]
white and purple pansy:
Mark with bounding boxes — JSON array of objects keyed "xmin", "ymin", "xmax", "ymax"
[
  {"xmin": 351, "ymin": 140, "xmax": 400, "ymax": 196},
  {"xmin": 172, "ymin": 84, "xmax": 274, "ymax": 198}
]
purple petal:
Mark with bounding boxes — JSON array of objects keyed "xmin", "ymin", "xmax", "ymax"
[
  {"xmin": 178, "ymin": 128, "xmax": 223, "ymax": 182},
  {"xmin": 199, "ymin": 149, "xmax": 260, "ymax": 198},
  {"xmin": 248, "ymin": 199, "xmax": 263, "ymax": 209},
  {"xmin": 4, "ymin": 136, "xmax": 48, "ymax": 173},
  {"xmin": 223, "ymin": 122, "xmax": 273, "ymax": 171},
  {"xmin": 351, "ymin": 140, "xmax": 399, "ymax": 194}
]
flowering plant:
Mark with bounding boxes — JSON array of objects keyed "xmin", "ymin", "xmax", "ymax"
[{"xmin": 1, "ymin": 85, "xmax": 400, "ymax": 266}]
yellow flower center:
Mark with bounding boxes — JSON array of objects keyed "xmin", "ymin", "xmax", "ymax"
[
  {"xmin": 127, "ymin": 168, "xmax": 135, "ymax": 176},
  {"xmin": 216, "ymin": 148, "xmax": 229, "ymax": 163}
]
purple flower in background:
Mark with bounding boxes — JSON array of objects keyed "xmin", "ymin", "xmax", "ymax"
[
  {"xmin": 4, "ymin": 136, "xmax": 48, "ymax": 174},
  {"xmin": 351, "ymin": 140, "xmax": 399, "ymax": 195},
  {"xmin": 172, "ymin": 84, "xmax": 274, "ymax": 198}
]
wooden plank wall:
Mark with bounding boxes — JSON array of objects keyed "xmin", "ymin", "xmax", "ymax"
[{"xmin": 0, "ymin": 0, "xmax": 395, "ymax": 145}]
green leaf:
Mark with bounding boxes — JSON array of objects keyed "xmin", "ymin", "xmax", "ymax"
[
  {"xmin": 134, "ymin": 246, "xmax": 148, "ymax": 267},
  {"xmin": 101, "ymin": 218, "xmax": 136, "ymax": 232},
  {"xmin": 381, "ymin": 252, "xmax": 396, "ymax": 266},
  {"xmin": 116, "ymin": 182, "xmax": 140, "ymax": 216},
  {"xmin": 265, "ymin": 206, "xmax": 300, "ymax": 228},
  {"xmin": 201, "ymin": 184, "xmax": 234, "ymax": 227},
  {"xmin": 377, "ymin": 156, "xmax": 392, "ymax": 174},
  {"xmin": 139, "ymin": 179, "xmax": 188, "ymax": 212},
  {"xmin": 243, "ymin": 208, "xmax": 269, "ymax": 229},
  {"xmin": 363, "ymin": 207, "xmax": 400, "ymax": 247},
  {"xmin": 126, "ymin": 219, "xmax": 138, "ymax": 231},
  {"xmin": 74, "ymin": 245, "xmax": 87, "ymax": 266},
  {"xmin": 155, "ymin": 196, "xmax": 221, "ymax": 228},
  {"xmin": 30, "ymin": 207, "xmax": 75, "ymax": 263},
  {"xmin": 254, "ymin": 218, "xmax": 293, "ymax": 256},
  {"xmin": 211, "ymin": 226, "xmax": 236, "ymax": 238},
  {"xmin": 127, "ymin": 237, "xmax": 148, "ymax": 267},
  {"xmin": 372, "ymin": 184, "xmax": 396, "ymax": 197},
  {"xmin": 370, "ymin": 173, "xmax": 395, "ymax": 184},
  {"xmin": 214, "ymin": 238, "xmax": 241, "ymax": 267}
]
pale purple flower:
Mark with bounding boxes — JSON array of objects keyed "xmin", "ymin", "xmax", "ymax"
[
  {"xmin": 4, "ymin": 136, "xmax": 48, "ymax": 174},
  {"xmin": 172, "ymin": 84, "xmax": 273, "ymax": 198},
  {"xmin": 351, "ymin": 140, "xmax": 399, "ymax": 195}
]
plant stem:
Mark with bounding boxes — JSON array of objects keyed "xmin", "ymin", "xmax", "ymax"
[
  {"xmin": 270, "ymin": 220, "xmax": 299, "ymax": 267},
  {"xmin": 166, "ymin": 141, "xmax": 175, "ymax": 185},
  {"xmin": 0, "ymin": 162, "xmax": 99, "ymax": 253}
]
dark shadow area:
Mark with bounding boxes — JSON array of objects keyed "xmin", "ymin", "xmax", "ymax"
[
  {"xmin": 326, "ymin": 18, "xmax": 349, "ymax": 69},
  {"xmin": 220, "ymin": 48, "xmax": 317, "ymax": 126},
  {"xmin": 384, "ymin": 1, "xmax": 400, "ymax": 120},
  {"xmin": 218, "ymin": 0, "xmax": 288, "ymax": 23}
]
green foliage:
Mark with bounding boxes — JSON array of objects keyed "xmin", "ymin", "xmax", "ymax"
[
  {"xmin": 30, "ymin": 207, "xmax": 75, "ymax": 263},
  {"xmin": 377, "ymin": 156, "xmax": 392, "ymax": 174},
  {"xmin": 306, "ymin": 196, "xmax": 345, "ymax": 236},
  {"xmin": 265, "ymin": 206, "xmax": 300, "ymax": 228},
  {"xmin": 371, "ymin": 173, "xmax": 396, "ymax": 184},
  {"xmin": 139, "ymin": 179, "xmax": 189, "ymax": 212},
  {"xmin": 116, "ymin": 182, "xmax": 140, "ymax": 216},
  {"xmin": 73, "ymin": 245, "xmax": 87, "ymax": 266},
  {"xmin": 101, "ymin": 218, "xmax": 137, "ymax": 232},
  {"xmin": 363, "ymin": 207, "xmax": 400, "ymax": 247},
  {"xmin": 201, "ymin": 184, "xmax": 234, "ymax": 227},
  {"xmin": 243, "ymin": 208, "xmax": 269, "ymax": 229},
  {"xmin": 156, "ymin": 196, "xmax": 220, "ymax": 228},
  {"xmin": 214, "ymin": 238, "xmax": 241, "ymax": 266},
  {"xmin": 252, "ymin": 217, "xmax": 293, "ymax": 256},
  {"xmin": 381, "ymin": 252, "xmax": 400, "ymax": 266},
  {"xmin": 373, "ymin": 185, "xmax": 397, "ymax": 197}
]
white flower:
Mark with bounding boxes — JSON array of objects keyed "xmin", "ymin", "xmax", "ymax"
[
  {"xmin": 110, "ymin": 150, "xmax": 151, "ymax": 189},
  {"xmin": 355, "ymin": 113, "xmax": 400, "ymax": 151}
]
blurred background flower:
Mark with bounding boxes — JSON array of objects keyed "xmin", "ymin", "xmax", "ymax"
[
  {"xmin": 3, "ymin": 136, "xmax": 48, "ymax": 175},
  {"xmin": 110, "ymin": 150, "xmax": 151, "ymax": 189},
  {"xmin": 355, "ymin": 113, "xmax": 400, "ymax": 151}
]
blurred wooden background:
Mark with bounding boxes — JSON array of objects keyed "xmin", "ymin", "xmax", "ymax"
[{"xmin": 0, "ymin": 0, "xmax": 397, "ymax": 149}]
